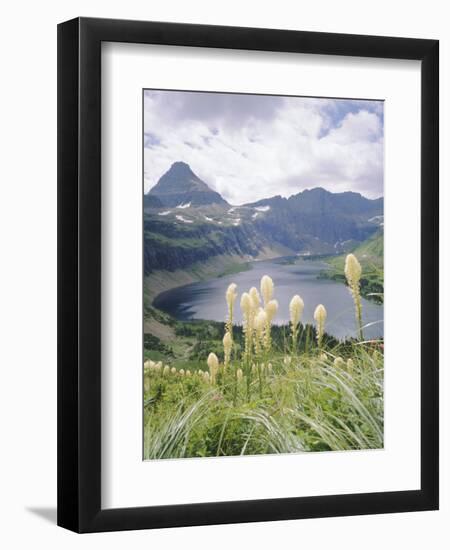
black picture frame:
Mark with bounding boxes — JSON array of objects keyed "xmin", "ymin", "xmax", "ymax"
[{"xmin": 57, "ymin": 17, "xmax": 439, "ymax": 533}]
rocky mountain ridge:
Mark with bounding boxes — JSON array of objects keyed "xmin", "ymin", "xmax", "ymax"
[{"xmin": 144, "ymin": 162, "xmax": 383, "ymax": 274}]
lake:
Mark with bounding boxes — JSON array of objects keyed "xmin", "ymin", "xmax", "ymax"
[{"xmin": 153, "ymin": 258, "xmax": 383, "ymax": 340}]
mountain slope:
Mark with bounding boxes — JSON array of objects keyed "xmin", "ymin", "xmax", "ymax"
[
  {"xmin": 327, "ymin": 229, "xmax": 384, "ymax": 271},
  {"xmin": 246, "ymin": 187, "xmax": 383, "ymax": 215},
  {"xmin": 352, "ymin": 228, "xmax": 384, "ymax": 263},
  {"xmin": 321, "ymin": 229, "xmax": 384, "ymax": 302},
  {"xmin": 143, "ymin": 194, "xmax": 164, "ymax": 209},
  {"xmin": 143, "ymin": 215, "xmax": 289, "ymax": 275},
  {"xmin": 144, "ymin": 162, "xmax": 383, "ymax": 276},
  {"xmin": 148, "ymin": 162, "xmax": 228, "ymax": 207},
  {"xmin": 247, "ymin": 187, "xmax": 383, "ymax": 253},
  {"xmin": 287, "ymin": 187, "xmax": 383, "ymax": 215}
]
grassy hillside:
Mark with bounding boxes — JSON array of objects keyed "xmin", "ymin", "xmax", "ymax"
[
  {"xmin": 320, "ymin": 230, "xmax": 384, "ymax": 303},
  {"xmin": 144, "ymin": 343, "xmax": 383, "ymax": 458}
]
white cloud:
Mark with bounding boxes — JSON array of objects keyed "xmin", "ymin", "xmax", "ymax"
[
  {"xmin": 143, "ymin": 91, "xmax": 383, "ymax": 204},
  {"xmin": 326, "ymin": 110, "xmax": 382, "ymax": 143}
]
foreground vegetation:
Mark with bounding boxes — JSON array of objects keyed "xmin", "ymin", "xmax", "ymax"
[
  {"xmin": 319, "ymin": 230, "xmax": 384, "ymax": 303},
  {"xmin": 144, "ymin": 254, "xmax": 384, "ymax": 459}
]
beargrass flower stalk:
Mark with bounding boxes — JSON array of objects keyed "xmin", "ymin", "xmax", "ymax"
[
  {"xmin": 247, "ymin": 288, "xmax": 259, "ymax": 349},
  {"xmin": 223, "ymin": 332, "xmax": 232, "ymax": 369},
  {"xmin": 179, "ymin": 369, "xmax": 185, "ymax": 377},
  {"xmin": 264, "ymin": 299, "xmax": 278, "ymax": 352},
  {"xmin": 203, "ymin": 371, "xmax": 210, "ymax": 383},
  {"xmin": 249, "ymin": 287, "xmax": 261, "ymax": 348},
  {"xmin": 314, "ymin": 304, "xmax": 327, "ymax": 348},
  {"xmin": 186, "ymin": 370, "xmax": 191, "ymax": 377},
  {"xmin": 225, "ymin": 283, "xmax": 238, "ymax": 339},
  {"xmin": 252, "ymin": 362, "xmax": 263, "ymax": 398},
  {"xmin": 333, "ymin": 357, "xmax": 345, "ymax": 368},
  {"xmin": 254, "ymin": 308, "xmax": 267, "ymax": 355},
  {"xmin": 207, "ymin": 352, "xmax": 219, "ymax": 385},
  {"xmin": 240, "ymin": 291, "xmax": 255, "ymax": 400},
  {"xmin": 170, "ymin": 367, "xmax": 176, "ymax": 375},
  {"xmin": 144, "ymin": 360, "xmax": 155, "ymax": 373},
  {"xmin": 347, "ymin": 358, "xmax": 354, "ymax": 373},
  {"xmin": 345, "ymin": 253, "xmax": 364, "ymax": 340},
  {"xmin": 163, "ymin": 365, "xmax": 170, "ymax": 376},
  {"xmin": 240, "ymin": 292, "xmax": 253, "ymax": 364},
  {"xmin": 249, "ymin": 286, "xmax": 261, "ymax": 309},
  {"xmin": 265, "ymin": 299, "xmax": 278, "ymax": 322},
  {"xmin": 289, "ymin": 294, "xmax": 304, "ymax": 354},
  {"xmin": 260, "ymin": 275, "xmax": 274, "ymax": 306},
  {"xmin": 236, "ymin": 368, "xmax": 243, "ymax": 381}
]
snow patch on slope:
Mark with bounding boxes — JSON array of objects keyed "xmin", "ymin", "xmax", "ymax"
[{"xmin": 176, "ymin": 215, "xmax": 193, "ymax": 224}]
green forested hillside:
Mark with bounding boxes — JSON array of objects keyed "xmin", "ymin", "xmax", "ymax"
[
  {"xmin": 320, "ymin": 230, "xmax": 384, "ymax": 303},
  {"xmin": 328, "ymin": 229, "xmax": 383, "ymax": 270}
]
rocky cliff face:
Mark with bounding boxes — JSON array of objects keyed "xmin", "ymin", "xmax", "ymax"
[
  {"xmin": 143, "ymin": 217, "xmax": 268, "ymax": 274},
  {"xmin": 247, "ymin": 187, "xmax": 383, "ymax": 250}
]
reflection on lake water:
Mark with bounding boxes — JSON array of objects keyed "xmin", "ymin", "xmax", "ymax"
[{"xmin": 153, "ymin": 258, "xmax": 383, "ymax": 340}]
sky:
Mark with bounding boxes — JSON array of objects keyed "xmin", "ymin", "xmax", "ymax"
[{"xmin": 143, "ymin": 90, "xmax": 384, "ymax": 205}]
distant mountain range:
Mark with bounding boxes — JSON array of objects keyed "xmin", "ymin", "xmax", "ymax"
[{"xmin": 144, "ymin": 162, "xmax": 383, "ymax": 275}]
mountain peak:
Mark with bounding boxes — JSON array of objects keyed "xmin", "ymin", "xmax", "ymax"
[
  {"xmin": 169, "ymin": 160, "xmax": 193, "ymax": 172},
  {"xmin": 303, "ymin": 187, "xmax": 329, "ymax": 195},
  {"xmin": 148, "ymin": 162, "xmax": 228, "ymax": 207}
]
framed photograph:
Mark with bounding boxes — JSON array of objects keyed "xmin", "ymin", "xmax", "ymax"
[{"xmin": 57, "ymin": 17, "xmax": 439, "ymax": 533}]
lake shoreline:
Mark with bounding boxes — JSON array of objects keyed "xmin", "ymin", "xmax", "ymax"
[
  {"xmin": 150, "ymin": 256, "xmax": 383, "ymax": 340},
  {"xmin": 145, "ymin": 247, "xmax": 293, "ymax": 304},
  {"xmin": 148, "ymin": 254, "xmax": 336, "ymax": 306}
]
